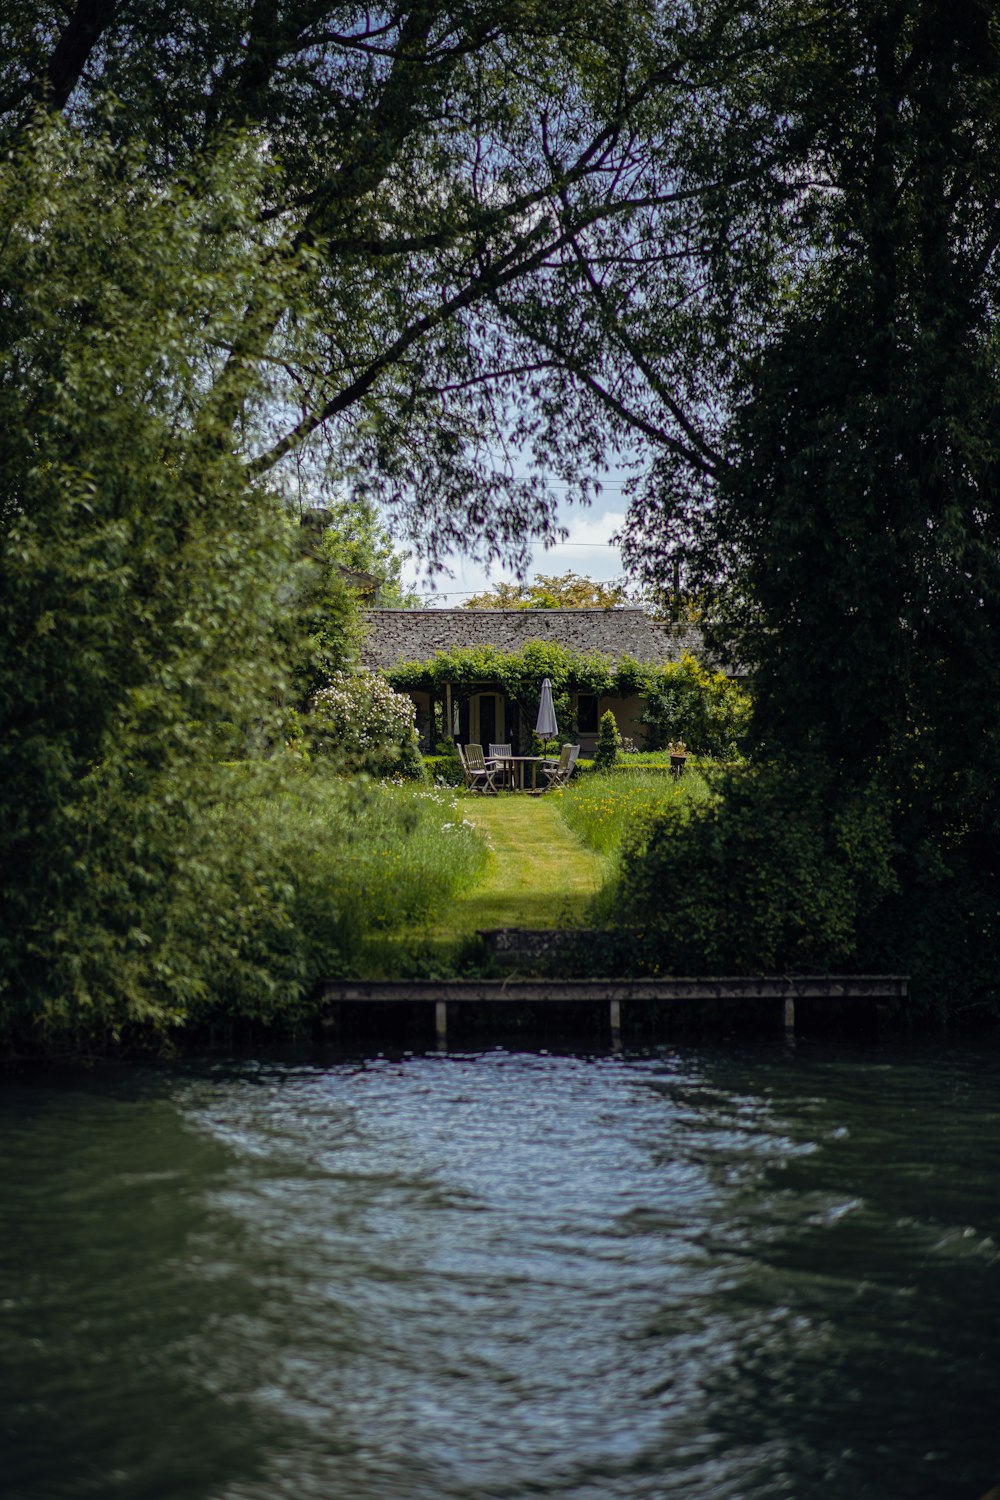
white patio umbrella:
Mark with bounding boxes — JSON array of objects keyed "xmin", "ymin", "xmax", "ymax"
[{"xmin": 535, "ymin": 678, "xmax": 558, "ymax": 739}]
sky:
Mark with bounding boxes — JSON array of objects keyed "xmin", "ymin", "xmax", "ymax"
[{"xmin": 399, "ymin": 483, "xmax": 633, "ymax": 606}]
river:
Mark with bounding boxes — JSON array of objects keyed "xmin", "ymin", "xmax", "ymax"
[{"xmin": 2, "ymin": 1040, "xmax": 998, "ymax": 1500}]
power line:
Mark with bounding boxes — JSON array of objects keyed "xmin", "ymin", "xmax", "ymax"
[
  {"xmin": 404, "ymin": 539, "xmax": 627, "ymax": 597},
  {"xmin": 410, "ymin": 589, "xmax": 615, "ymax": 599}
]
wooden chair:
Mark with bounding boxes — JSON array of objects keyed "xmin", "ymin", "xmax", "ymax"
[
  {"xmin": 459, "ymin": 742, "xmax": 498, "ymax": 794},
  {"xmin": 541, "ymin": 743, "xmax": 580, "ymax": 790},
  {"xmin": 488, "ymin": 742, "xmax": 513, "ymax": 790}
]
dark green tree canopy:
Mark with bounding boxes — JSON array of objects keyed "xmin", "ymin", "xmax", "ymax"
[
  {"xmin": 0, "ymin": 124, "xmax": 304, "ymax": 1035},
  {"xmin": 604, "ymin": 0, "xmax": 1000, "ymax": 1015},
  {"xmin": 612, "ymin": 2, "xmax": 1000, "ymax": 769}
]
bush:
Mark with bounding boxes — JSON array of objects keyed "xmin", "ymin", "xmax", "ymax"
[
  {"xmin": 0, "ymin": 761, "xmax": 489, "ymax": 1051},
  {"xmin": 593, "ymin": 710, "xmax": 622, "ymax": 773},
  {"xmin": 424, "ymin": 739, "xmax": 465, "ymax": 786},
  {"xmin": 641, "ymin": 653, "xmax": 751, "ymax": 758},
  {"xmin": 0, "ymin": 124, "xmax": 306, "ymax": 1051},
  {"xmin": 609, "ymin": 762, "xmax": 897, "ymax": 976},
  {"xmin": 310, "ymin": 670, "xmax": 424, "ymax": 779},
  {"xmin": 854, "ymin": 816, "xmax": 1000, "ymax": 1023}
]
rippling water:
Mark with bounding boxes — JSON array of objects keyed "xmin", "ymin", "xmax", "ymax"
[{"xmin": 2, "ymin": 1041, "xmax": 999, "ymax": 1500}]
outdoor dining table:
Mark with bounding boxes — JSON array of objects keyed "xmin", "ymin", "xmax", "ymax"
[{"xmin": 489, "ymin": 754, "xmax": 547, "ymax": 792}]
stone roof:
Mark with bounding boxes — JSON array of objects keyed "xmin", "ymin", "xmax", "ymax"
[{"xmin": 360, "ymin": 608, "xmax": 703, "ymax": 669}]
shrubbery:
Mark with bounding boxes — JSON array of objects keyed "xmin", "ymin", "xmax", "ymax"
[
  {"xmin": 1, "ymin": 761, "xmax": 487, "ymax": 1051},
  {"xmin": 609, "ymin": 763, "xmax": 898, "ymax": 977},
  {"xmin": 310, "ymin": 670, "xmax": 424, "ymax": 779},
  {"xmin": 0, "ymin": 124, "xmax": 304, "ymax": 1052},
  {"xmin": 640, "ymin": 655, "xmax": 751, "ymax": 758},
  {"xmin": 852, "ymin": 814, "xmax": 1000, "ymax": 1023},
  {"xmin": 424, "ymin": 739, "xmax": 466, "ymax": 786},
  {"xmin": 593, "ymin": 709, "xmax": 622, "ymax": 773}
]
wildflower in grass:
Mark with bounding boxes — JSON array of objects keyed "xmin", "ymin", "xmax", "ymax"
[{"xmin": 555, "ymin": 765, "xmax": 713, "ymax": 861}]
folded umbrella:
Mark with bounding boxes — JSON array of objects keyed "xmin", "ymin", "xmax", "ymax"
[{"xmin": 535, "ymin": 677, "xmax": 558, "ymax": 739}]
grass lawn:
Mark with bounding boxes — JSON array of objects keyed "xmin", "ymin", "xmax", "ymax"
[
  {"xmin": 359, "ymin": 793, "xmax": 604, "ymax": 974},
  {"xmin": 442, "ymin": 795, "xmax": 604, "ymax": 935}
]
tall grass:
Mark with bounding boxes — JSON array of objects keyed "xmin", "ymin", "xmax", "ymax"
[
  {"xmin": 551, "ymin": 767, "xmax": 713, "ymax": 862},
  {"xmin": 198, "ymin": 764, "xmax": 489, "ymax": 1016}
]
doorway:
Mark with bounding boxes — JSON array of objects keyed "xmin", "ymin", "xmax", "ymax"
[{"xmin": 471, "ymin": 692, "xmax": 504, "ymax": 747}]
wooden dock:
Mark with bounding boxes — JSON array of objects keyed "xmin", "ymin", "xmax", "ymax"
[{"xmin": 315, "ymin": 975, "xmax": 908, "ymax": 1046}]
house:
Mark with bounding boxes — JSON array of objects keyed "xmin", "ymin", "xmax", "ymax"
[{"xmin": 360, "ymin": 608, "xmax": 704, "ymax": 754}]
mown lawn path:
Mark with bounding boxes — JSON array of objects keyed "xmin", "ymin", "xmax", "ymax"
[{"xmin": 431, "ymin": 793, "xmax": 603, "ymax": 938}]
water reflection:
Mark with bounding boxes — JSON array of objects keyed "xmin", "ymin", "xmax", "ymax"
[
  {"xmin": 2, "ymin": 1045, "xmax": 999, "ymax": 1499},
  {"xmin": 0, "ymin": 1077, "xmax": 299, "ymax": 1499}
]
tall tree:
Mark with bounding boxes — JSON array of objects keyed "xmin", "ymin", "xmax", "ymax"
[
  {"xmin": 0, "ymin": 0, "xmax": 751, "ymax": 571},
  {"xmin": 462, "ymin": 571, "xmax": 633, "ymax": 609},
  {"xmin": 6, "ymin": 3, "xmax": 767, "ymax": 1045},
  {"xmin": 610, "ymin": 1, "xmax": 1000, "ymax": 1008},
  {"xmin": 0, "ymin": 123, "xmax": 302, "ymax": 1039},
  {"xmin": 311, "ymin": 499, "xmax": 422, "ymax": 609},
  {"xmin": 673, "ymin": 1, "xmax": 1000, "ymax": 786}
]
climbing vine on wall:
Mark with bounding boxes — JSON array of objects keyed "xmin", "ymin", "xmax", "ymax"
[{"xmin": 385, "ymin": 645, "xmax": 750, "ymax": 757}]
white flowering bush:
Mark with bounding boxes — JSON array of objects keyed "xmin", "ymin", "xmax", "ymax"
[{"xmin": 310, "ymin": 670, "xmax": 423, "ymax": 778}]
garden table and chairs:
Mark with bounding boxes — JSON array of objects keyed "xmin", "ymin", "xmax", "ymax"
[
  {"xmin": 488, "ymin": 742, "xmax": 548, "ymax": 792},
  {"xmin": 457, "ymin": 742, "xmax": 500, "ymax": 793},
  {"xmin": 458, "ymin": 742, "xmax": 581, "ymax": 793},
  {"xmin": 488, "ymin": 753, "xmax": 547, "ymax": 792}
]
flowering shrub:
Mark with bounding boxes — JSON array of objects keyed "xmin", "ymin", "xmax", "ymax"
[{"xmin": 310, "ymin": 670, "xmax": 423, "ymax": 778}]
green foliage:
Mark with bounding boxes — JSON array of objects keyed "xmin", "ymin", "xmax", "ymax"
[
  {"xmin": 602, "ymin": 4, "xmax": 1000, "ymax": 1016},
  {"xmin": 285, "ymin": 551, "xmax": 365, "ymax": 706},
  {"xmin": 612, "ymin": 750, "xmax": 701, "ymax": 769},
  {"xmin": 593, "ymin": 711, "xmax": 622, "ymax": 773},
  {"xmin": 462, "ymin": 572, "xmax": 634, "ymax": 610},
  {"xmin": 286, "ymin": 499, "xmax": 421, "ymax": 706},
  {"xmin": 853, "ymin": 814, "xmax": 1000, "ymax": 1023},
  {"xmin": 0, "ymin": 120, "xmax": 307, "ymax": 1047},
  {"xmin": 312, "ymin": 499, "xmax": 422, "ymax": 610},
  {"xmin": 425, "ymin": 740, "xmax": 466, "ymax": 786},
  {"xmin": 610, "ymin": 764, "xmax": 898, "ymax": 978},
  {"xmin": 309, "ymin": 671, "xmax": 424, "ymax": 780},
  {"xmin": 386, "ymin": 643, "xmax": 749, "ymax": 754},
  {"xmin": 553, "ymin": 767, "xmax": 710, "ymax": 861},
  {"xmin": 0, "ymin": 0, "xmax": 706, "ymax": 571},
  {"xmin": 423, "ymin": 756, "xmax": 463, "ymax": 788},
  {"xmin": 641, "ymin": 655, "xmax": 751, "ymax": 759},
  {"xmin": 202, "ymin": 768, "xmax": 488, "ymax": 1005},
  {"xmin": 1, "ymin": 750, "xmax": 487, "ymax": 1049}
]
